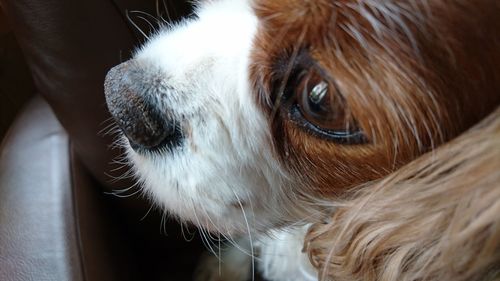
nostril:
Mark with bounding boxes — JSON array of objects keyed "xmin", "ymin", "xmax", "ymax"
[
  {"xmin": 104, "ymin": 60, "xmax": 183, "ymax": 152},
  {"xmin": 108, "ymin": 89, "xmax": 170, "ymax": 149}
]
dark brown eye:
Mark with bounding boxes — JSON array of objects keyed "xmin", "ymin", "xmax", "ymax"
[
  {"xmin": 297, "ymin": 71, "xmax": 348, "ymax": 131},
  {"xmin": 290, "ymin": 70, "xmax": 367, "ymax": 144}
]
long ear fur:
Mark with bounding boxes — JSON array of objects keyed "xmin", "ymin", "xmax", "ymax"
[{"xmin": 305, "ymin": 108, "xmax": 500, "ymax": 281}]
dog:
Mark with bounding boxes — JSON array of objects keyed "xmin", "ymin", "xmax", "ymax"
[{"xmin": 104, "ymin": 0, "xmax": 500, "ymax": 280}]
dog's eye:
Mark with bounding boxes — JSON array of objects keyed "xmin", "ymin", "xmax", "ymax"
[
  {"xmin": 297, "ymin": 72, "xmax": 345, "ymax": 131},
  {"xmin": 290, "ymin": 70, "xmax": 367, "ymax": 144}
]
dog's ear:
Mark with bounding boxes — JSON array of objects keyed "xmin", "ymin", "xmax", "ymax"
[{"xmin": 305, "ymin": 107, "xmax": 500, "ymax": 281}]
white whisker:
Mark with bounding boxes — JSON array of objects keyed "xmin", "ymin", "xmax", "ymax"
[{"xmin": 126, "ymin": 10, "xmax": 150, "ymax": 40}]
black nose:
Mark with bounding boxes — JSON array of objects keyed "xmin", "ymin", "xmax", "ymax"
[{"xmin": 104, "ymin": 60, "xmax": 182, "ymax": 152}]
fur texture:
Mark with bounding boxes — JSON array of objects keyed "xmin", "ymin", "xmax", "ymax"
[
  {"xmin": 306, "ymin": 108, "xmax": 500, "ymax": 281},
  {"xmin": 105, "ymin": 0, "xmax": 500, "ymax": 280}
]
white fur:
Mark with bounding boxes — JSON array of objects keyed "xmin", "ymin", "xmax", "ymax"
[
  {"xmin": 192, "ymin": 227, "xmax": 317, "ymax": 281},
  {"xmin": 257, "ymin": 226, "xmax": 317, "ymax": 281},
  {"xmin": 130, "ymin": 0, "xmax": 287, "ymax": 235},
  {"xmin": 124, "ymin": 0, "xmax": 318, "ymax": 279}
]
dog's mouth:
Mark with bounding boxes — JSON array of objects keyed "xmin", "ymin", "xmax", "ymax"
[{"xmin": 104, "ymin": 60, "xmax": 184, "ymax": 153}]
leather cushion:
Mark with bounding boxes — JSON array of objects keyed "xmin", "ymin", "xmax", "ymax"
[
  {"xmin": 0, "ymin": 0, "xmax": 191, "ymax": 191},
  {"xmin": 0, "ymin": 96, "xmax": 83, "ymax": 281}
]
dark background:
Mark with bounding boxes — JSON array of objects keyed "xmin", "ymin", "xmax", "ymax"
[
  {"xmin": 0, "ymin": 5, "xmax": 34, "ymax": 141},
  {"xmin": 0, "ymin": 2, "xmax": 209, "ymax": 280}
]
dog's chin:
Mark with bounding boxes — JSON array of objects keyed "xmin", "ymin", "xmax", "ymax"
[
  {"xmin": 182, "ymin": 209, "xmax": 257, "ymax": 236},
  {"xmin": 124, "ymin": 142, "xmax": 277, "ymax": 236},
  {"xmin": 153, "ymin": 195, "xmax": 261, "ymax": 237}
]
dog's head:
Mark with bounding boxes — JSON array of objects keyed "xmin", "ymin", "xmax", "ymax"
[{"xmin": 105, "ymin": 0, "xmax": 500, "ymax": 235}]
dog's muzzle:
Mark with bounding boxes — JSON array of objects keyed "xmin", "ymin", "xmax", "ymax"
[{"xmin": 104, "ymin": 60, "xmax": 182, "ymax": 152}]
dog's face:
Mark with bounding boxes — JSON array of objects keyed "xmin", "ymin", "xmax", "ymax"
[{"xmin": 105, "ymin": 0, "xmax": 500, "ymax": 235}]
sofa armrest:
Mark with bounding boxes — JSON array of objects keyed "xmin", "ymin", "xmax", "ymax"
[
  {"xmin": 0, "ymin": 96, "xmax": 83, "ymax": 280},
  {"xmin": 0, "ymin": 95, "xmax": 180, "ymax": 281}
]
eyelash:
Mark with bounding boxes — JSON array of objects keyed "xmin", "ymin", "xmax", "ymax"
[
  {"xmin": 272, "ymin": 54, "xmax": 367, "ymax": 144},
  {"xmin": 289, "ymin": 104, "xmax": 368, "ymax": 144}
]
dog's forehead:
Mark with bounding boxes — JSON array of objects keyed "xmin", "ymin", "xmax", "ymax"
[
  {"xmin": 252, "ymin": 0, "xmax": 437, "ymax": 55},
  {"xmin": 252, "ymin": 0, "xmax": 335, "ymax": 48}
]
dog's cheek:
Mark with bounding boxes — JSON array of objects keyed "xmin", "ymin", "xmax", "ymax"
[{"xmin": 274, "ymin": 120, "xmax": 391, "ymax": 196}]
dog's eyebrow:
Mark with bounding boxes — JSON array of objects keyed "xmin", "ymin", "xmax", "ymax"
[
  {"xmin": 272, "ymin": 48, "xmax": 313, "ymax": 78},
  {"xmin": 268, "ymin": 49, "xmax": 315, "ymax": 105}
]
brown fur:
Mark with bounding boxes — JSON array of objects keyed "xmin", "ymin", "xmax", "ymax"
[
  {"xmin": 248, "ymin": 0, "xmax": 500, "ymax": 280},
  {"xmin": 305, "ymin": 108, "xmax": 500, "ymax": 281},
  {"xmin": 250, "ymin": 0, "xmax": 500, "ymax": 195}
]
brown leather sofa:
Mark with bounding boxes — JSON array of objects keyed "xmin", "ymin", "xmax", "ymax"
[{"xmin": 0, "ymin": 1, "xmax": 204, "ymax": 280}]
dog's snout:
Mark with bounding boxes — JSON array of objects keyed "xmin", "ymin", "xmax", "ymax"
[{"xmin": 104, "ymin": 60, "xmax": 182, "ymax": 152}]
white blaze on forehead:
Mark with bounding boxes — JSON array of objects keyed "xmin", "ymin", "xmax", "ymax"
[
  {"xmin": 136, "ymin": 0, "xmax": 258, "ymax": 81},
  {"xmin": 126, "ymin": 0, "xmax": 293, "ymax": 235}
]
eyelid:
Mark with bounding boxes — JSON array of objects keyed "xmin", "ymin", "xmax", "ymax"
[
  {"xmin": 284, "ymin": 59, "xmax": 367, "ymax": 144},
  {"xmin": 270, "ymin": 50, "xmax": 367, "ymax": 144},
  {"xmin": 289, "ymin": 104, "xmax": 368, "ymax": 144}
]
